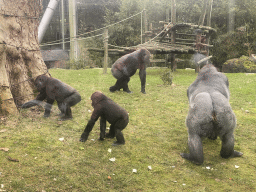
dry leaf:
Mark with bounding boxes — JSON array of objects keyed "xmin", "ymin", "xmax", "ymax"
[
  {"xmin": 7, "ymin": 156, "xmax": 19, "ymax": 162},
  {"xmin": 0, "ymin": 129, "xmax": 7, "ymax": 133},
  {"xmin": 0, "ymin": 148, "xmax": 9, "ymax": 152}
]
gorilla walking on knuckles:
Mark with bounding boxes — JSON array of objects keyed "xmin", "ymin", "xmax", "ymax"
[
  {"xmin": 109, "ymin": 48, "xmax": 150, "ymax": 94},
  {"xmin": 181, "ymin": 62, "xmax": 243, "ymax": 165},
  {"xmin": 80, "ymin": 91, "xmax": 129, "ymax": 145},
  {"xmin": 21, "ymin": 75, "xmax": 81, "ymax": 120}
]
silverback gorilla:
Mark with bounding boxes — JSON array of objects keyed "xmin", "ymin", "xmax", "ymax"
[
  {"xmin": 180, "ymin": 63, "xmax": 243, "ymax": 164},
  {"xmin": 21, "ymin": 75, "xmax": 81, "ymax": 120},
  {"xmin": 109, "ymin": 48, "xmax": 150, "ymax": 94},
  {"xmin": 80, "ymin": 91, "xmax": 129, "ymax": 145}
]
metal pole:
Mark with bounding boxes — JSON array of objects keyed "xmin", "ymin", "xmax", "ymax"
[
  {"xmin": 103, "ymin": 28, "xmax": 108, "ymax": 74},
  {"xmin": 38, "ymin": 0, "xmax": 60, "ymax": 43}
]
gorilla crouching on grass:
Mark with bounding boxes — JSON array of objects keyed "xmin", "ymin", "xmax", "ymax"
[
  {"xmin": 80, "ymin": 91, "xmax": 129, "ymax": 145},
  {"xmin": 180, "ymin": 62, "xmax": 243, "ymax": 165},
  {"xmin": 109, "ymin": 48, "xmax": 150, "ymax": 94},
  {"xmin": 21, "ymin": 75, "xmax": 81, "ymax": 120}
]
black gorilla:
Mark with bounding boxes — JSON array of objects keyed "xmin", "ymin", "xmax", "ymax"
[
  {"xmin": 21, "ymin": 75, "xmax": 81, "ymax": 120},
  {"xmin": 109, "ymin": 48, "xmax": 150, "ymax": 94},
  {"xmin": 180, "ymin": 64, "xmax": 243, "ymax": 165},
  {"xmin": 80, "ymin": 91, "xmax": 129, "ymax": 145}
]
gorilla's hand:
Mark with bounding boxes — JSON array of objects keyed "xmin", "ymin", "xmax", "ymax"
[
  {"xmin": 21, "ymin": 100, "xmax": 38, "ymax": 108},
  {"xmin": 79, "ymin": 132, "xmax": 89, "ymax": 142}
]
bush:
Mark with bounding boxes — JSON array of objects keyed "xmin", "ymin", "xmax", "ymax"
[
  {"xmin": 160, "ymin": 69, "xmax": 173, "ymax": 85},
  {"xmin": 211, "ymin": 31, "xmax": 254, "ymax": 69},
  {"xmin": 222, "ymin": 55, "xmax": 256, "ymax": 73}
]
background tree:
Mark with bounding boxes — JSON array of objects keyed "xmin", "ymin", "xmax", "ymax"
[{"xmin": 0, "ymin": 0, "xmax": 48, "ymax": 115}]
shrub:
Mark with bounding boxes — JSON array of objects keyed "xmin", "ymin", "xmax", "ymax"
[
  {"xmin": 160, "ymin": 69, "xmax": 173, "ymax": 85},
  {"xmin": 222, "ymin": 55, "xmax": 256, "ymax": 73}
]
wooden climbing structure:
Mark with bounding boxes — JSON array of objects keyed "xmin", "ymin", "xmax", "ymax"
[{"xmin": 89, "ymin": 0, "xmax": 216, "ymax": 71}]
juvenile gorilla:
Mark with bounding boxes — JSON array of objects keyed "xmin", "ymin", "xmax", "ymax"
[
  {"xmin": 21, "ymin": 75, "xmax": 81, "ymax": 120},
  {"xmin": 80, "ymin": 91, "xmax": 129, "ymax": 145},
  {"xmin": 181, "ymin": 64, "xmax": 243, "ymax": 165},
  {"xmin": 109, "ymin": 48, "xmax": 150, "ymax": 94}
]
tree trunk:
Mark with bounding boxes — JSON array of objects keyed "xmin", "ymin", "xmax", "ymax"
[{"xmin": 0, "ymin": 0, "xmax": 48, "ymax": 115}]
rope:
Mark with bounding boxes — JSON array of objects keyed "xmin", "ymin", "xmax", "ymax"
[
  {"xmin": 0, "ymin": 13, "xmax": 39, "ymax": 19},
  {"xmin": 0, "ymin": 42, "xmax": 41, "ymax": 52},
  {"xmin": 39, "ymin": 10, "xmax": 144, "ymax": 47},
  {"xmin": 40, "ymin": 33, "xmax": 103, "ymax": 47},
  {"xmin": 1, "ymin": 70, "xmax": 50, "ymax": 102}
]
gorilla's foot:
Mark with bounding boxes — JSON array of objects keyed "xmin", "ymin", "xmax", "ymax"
[
  {"xmin": 109, "ymin": 86, "xmax": 118, "ymax": 92},
  {"xmin": 98, "ymin": 137, "xmax": 105, "ymax": 141},
  {"xmin": 79, "ymin": 137, "xmax": 86, "ymax": 142},
  {"xmin": 180, "ymin": 153, "xmax": 204, "ymax": 165},
  {"xmin": 112, "ymin": 141, "xmax": 125, "ymax": 146},
  {"xmin": 43, "ymin": 113, "xmax": 50, "ymax": 118},
  {"xmin": 233, "ymin": 150, "xmax": 243, "ymax": 157},
  {"xmin": 125, "ymin": 90, "xmax": 133, "ymax": 94},
  {"xmin": 105, "ymin": 132, "xmax": 115, "ymax": 138},
  {"xmin": 59, "ymin": 116, "xmax": 73, "ymax": 121}
]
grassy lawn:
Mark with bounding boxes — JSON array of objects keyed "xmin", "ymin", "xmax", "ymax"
[{"xmin": 0, "ymin": 68, "xmax": 255, "ymax": 191}]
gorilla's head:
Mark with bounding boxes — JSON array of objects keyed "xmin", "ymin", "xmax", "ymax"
[
  {"xmin": 35, "ymin": 75, "xmax": 48, "ymax": 91},
  {"xmin": 91, "ymin": 91, "xmax": 108, "ymax": 107}
]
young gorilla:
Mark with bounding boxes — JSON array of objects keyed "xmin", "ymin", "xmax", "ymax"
[
  {"xmin": 180, "ymin": 64, "xmax": 243, "ymax": 165},
  {"xmin": 79, "ymin": 91, "xmax": 129, "ymax": 145},
  {"xmin": 109, "ymin": 48, "xmax": 150, "ymax": 94},
  {"xmin": 21, "ymin": 75, "xmax": 81, "ymax": 120}
]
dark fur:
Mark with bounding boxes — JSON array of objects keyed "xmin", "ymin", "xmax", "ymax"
[
  {"xmin": 80, "ymin": 91, "xmax": 129, "ymax": 145},
  {"xmin": 21, "ymin": 75, "xmax": 81, "ymax": 120},
  {"xmin": 180, "ymin": 64, "xmax": 243, "ymax": 164},
  {"xmin": 109, "ymin": 48, "xmax": 150, "ymax": 94}
]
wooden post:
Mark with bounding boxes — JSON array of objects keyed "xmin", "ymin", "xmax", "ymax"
[
  {"xmin": 165, "ymin": 7, "xmax": 169, "ymax": 67},
  {"xmin": 228, "ymin": 0, "xmax": 235, "ymax": 33},
  {"xmin": 171, "ymin": 0, "xmax": 176, "ymax": 24},
  {"xmin": 61, "ymin": 0, "xmax": 65, "ymax": 50},
  {"xmin": 171, "ymin": 0, "xmax": 176, "ymax": 71},
  {"xmin": 103, "ymin": 28, "xmax": 108, "ymax": 74},
  {"xmin": 207, "ymin": 0, "xmax": 213, "ymax": 27},
  {"xmin": 69, "ymin": 0, "xmax": 77, "ymax": 62},
  {"xmin": 144, "ymin": 9, "xmax": 148, "ymax": 43}
]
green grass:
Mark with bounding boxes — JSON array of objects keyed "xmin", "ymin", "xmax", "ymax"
[{"xmin": 0, "ymin": 68, "xmax": 255, "ymax": 191}]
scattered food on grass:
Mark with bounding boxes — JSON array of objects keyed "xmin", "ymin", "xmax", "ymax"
[
  {"xmin": 59, "ymin": 137, "xmax": 64, "ymax": 141},
  {"xmin": 109, "ymin": 158, "xmax": 115, "ymax": 162}
]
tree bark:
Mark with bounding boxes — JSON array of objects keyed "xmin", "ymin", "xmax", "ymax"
[{"xmin": 0, "ymin": 0, "xmax": 48, "ymax": 115}]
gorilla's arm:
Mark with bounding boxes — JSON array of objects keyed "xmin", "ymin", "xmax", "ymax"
[
  {"xmin": 79, "ymin": 105, "xmax": 101, "ymax": 142},
  {"xmin": 99, "ymin": 117, "xmax": 106, "ymax": 140},
  {"xmin": 21, "ymin": 91, "xmax": 47, "ymax": 108},
  {"xmin": 139, "ymin": 69, "xmax": 146, "ymax": 94},
  {"xmin": 79, "ymin": 119, "xmax": 96, "ymax": 142}
]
